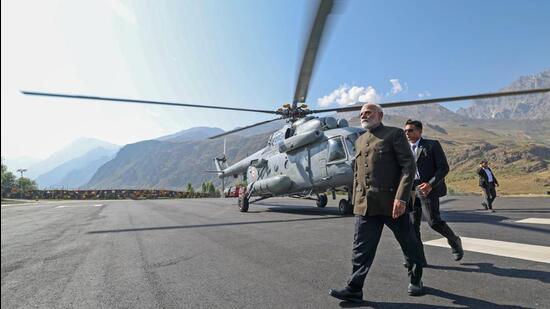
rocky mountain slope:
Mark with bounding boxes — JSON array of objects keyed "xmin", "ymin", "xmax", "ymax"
[
  {"xmin": 86, "ymin": 132, "xmax": 272, "ymax": 190},
  {"xmin": 156, "ymin": 127, "xmax": 224, "ymax": 143},
  {"xmin": 457, "ymin": 69, "xmax": 550, "ymax": 120}
]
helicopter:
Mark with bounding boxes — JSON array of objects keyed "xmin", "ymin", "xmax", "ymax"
[{"xmin": 22, "ymin": 0, "xmax": 550, "ymax": 214}]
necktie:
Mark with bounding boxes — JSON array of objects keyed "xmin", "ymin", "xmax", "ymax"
[{"xmin": 412, "ymin": 145, "xmax": 420, "ymax": 179}]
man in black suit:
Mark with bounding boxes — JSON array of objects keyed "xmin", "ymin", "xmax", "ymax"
[
  {"xmin": 404, "ymin": 120, "xmax": 463, "ymax": 264},
  {"xmin": 477, "ymin": 159, "xmax": 499, "ymax": 211}
]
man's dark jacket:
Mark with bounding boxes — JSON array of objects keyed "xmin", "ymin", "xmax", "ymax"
[
  {"xmin": 415, "ymin": 138, "xmax": 449, "ymax": 198},
  {"xmin": 352, "ymin": 123, "xmax": 416, "ymax": 216},
  {"xmin": 477, "ymin": 167, "xmax": 499, "ymax": 188}
]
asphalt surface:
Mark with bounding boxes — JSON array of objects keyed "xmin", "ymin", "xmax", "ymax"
[{"xmin": 2, "ymin": 196, "xmax": 549, "ymax": 308}]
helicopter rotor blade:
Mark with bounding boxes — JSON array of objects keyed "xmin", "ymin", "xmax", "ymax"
[
  {"xmin": 21, "ymin": 91, "xmax": 278, "ymax": 115},
  {"xmin": 292, "ymin": 0, "xmax": 335, "ymax": 109},
  {"xmin": 308, "ymin": 87, "xmax": 550, "ymax": 114},
  {"xmin": 208, "ymin": 117, "xmax": 284, "ymax": 139}
]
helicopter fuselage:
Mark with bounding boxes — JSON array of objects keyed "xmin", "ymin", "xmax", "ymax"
[{"xmin": 216, "ymin": 116, "xmax": 364, "ymax": 199}]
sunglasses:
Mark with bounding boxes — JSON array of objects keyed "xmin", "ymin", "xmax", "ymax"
[{"xmin": 404, "ymin": 129, "xmax": 416, "ymax": 133}]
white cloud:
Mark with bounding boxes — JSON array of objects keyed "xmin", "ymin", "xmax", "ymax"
[
  {"xmin": 389, "ymin": 79, "xmax": 403, "ymax": 94},
  {"xmin": 317, "ymin": 85, "xmax": 379, "ymax": 107},
  {"xmin": 104, "ymin": 0, "xmax": 138, "ymax": 26},
  {"xmin": 418, "ymin": 91, "xmax": 432, "ymax": 98}
]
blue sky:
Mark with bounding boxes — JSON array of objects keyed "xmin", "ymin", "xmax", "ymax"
[{"xmin": 2, "ymin": 0, "xmax": 550, "ymax": 159}]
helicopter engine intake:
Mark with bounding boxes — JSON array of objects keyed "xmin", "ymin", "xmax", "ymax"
[{"xmin": 279, "ymin": 129, "xmax": 322, "ymax": 153}]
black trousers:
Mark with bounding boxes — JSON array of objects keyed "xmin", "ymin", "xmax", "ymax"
[
  {"xmin": 347, "ymin": 214, "xmax": 426, "ymax": 290},
  {"xmin": 482, "ymin": 183, "xmax": 497, "ymax": 209},
  {"xmin": 408, "ymin": 187, "xmax": 459, "ymax": 263}
]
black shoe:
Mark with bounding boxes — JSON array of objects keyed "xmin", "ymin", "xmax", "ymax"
[
  {"xmin": 408, "ymin": 281, "xmax": 424, "ymax": 296},
  {"xmin": 449, "ymin": 236, "xmax": 464, "ymax": 261},
  {"xmin": 403, "ymin": 260, "xmax": 411, "ymax": 269},
  {"xmin": 329, "ymin": 287, "xmax": 363, "ymax": 303},
  {"xmin": 481, "ymin": 202, "xmax": 488, "ymax": 210}
]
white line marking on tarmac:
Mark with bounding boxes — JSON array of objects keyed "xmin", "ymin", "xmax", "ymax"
[
  {"xmin": 515, "ymin": 218, "xmax": 550, "ymax": 225},
  {"xmin": 56, "ymin": 204, "xmax": 103, "ymax": 209},
  {"xmin": 423, "ymin": 237, "xmax": 550, "ymax": 264}
]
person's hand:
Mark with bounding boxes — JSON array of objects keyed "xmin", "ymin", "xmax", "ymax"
[
  {"xmin": 392, "ymin": 199, "xmax": 406, "ymax": 219},
  {"xmin": 418, "ymin": 182, "xmax": 432, "ymax": 196},
  {"xmin": 496, "ymin": 183, "xmax": 499, "ymax": 187}
]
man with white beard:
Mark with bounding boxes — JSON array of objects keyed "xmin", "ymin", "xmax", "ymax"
[{"xmin": 329, "ymin": 103, "xmax": 426, "ymax": 303}]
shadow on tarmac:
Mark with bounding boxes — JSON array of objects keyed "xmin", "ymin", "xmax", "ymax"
[
  {"xmin": 336, "ymin": 286, "xmax": 529, "ymax": 308},
  {"xmin": 87, "ymin": 215, "xmax": 346, "ymax": 234},
  {"xmin": 442, "ymin": 208, "xmax": 550, "ymax": 214},
  {"xmin": 495, "ymin": 209, "xmax": 550, "ymax": 214},
  {"xmin": 439, "ymin": 199, "xmax": 458, "ymax": 205},
  {"xmin": 437, "ymin": 210, "xmax": 550, "ymax": 235},
  {"xmin": 429, "ymin": 262, "xmax": 550, "ymax": 284},
  {"xmin": 252, "ymin": 201, "xmax": 341, "ymax": 215},
  {"xmin": 264, "ymin": 206, "xmax": 342, "ymax": 216}
]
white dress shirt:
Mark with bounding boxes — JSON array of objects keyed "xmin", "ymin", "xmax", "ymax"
[
  {"xmin": 483, "ymin": 167, "xmax": 494, "ymax": 182},
  {"xmin": 409, "ymin": 139, "xmax": 421, "ymax": 180}
]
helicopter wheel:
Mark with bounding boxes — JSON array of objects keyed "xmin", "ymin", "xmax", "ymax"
[
  {"xmin": 316, "ymin": 193, "xmax": 328, "ymax": 208},
  {"xmin": 238, "ymin": 194, "xmax": 249, "ymax": 212},
  {"xmin": 338, "ymin": 199, "xmax": 353, "ymax": 216}
]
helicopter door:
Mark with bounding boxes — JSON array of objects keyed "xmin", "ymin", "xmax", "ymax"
[
  {"xmin": 309, "ymin": 140, "xmax": 328, "ymax": 185},
  {"xmin": 327, "ymin": 137, "xmax": 347, "ymax": 163},
  {"xmin": 325, "ymin": 136, "xmax": 348, "ymax": 183}
]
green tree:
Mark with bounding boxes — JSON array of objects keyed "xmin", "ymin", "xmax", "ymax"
[
  {"xmin": 201, "ymin": 182, "xmax": 207, "ymax": 193},
  {"xmin": 207, "ymin": 181, "xmax": 216, "ymax": 195},
  {"xmin": 16, "ymin": 177, "xmax": 38, "ymax": 193},
  {"xmin": 186, "ymin": 182, "xmax": 194, "ymax": 193},
  {"xmin": 1, "ymin": 158, "xmax": 16, "ymax": 197}
]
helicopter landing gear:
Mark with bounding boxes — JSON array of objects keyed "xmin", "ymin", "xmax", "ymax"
[
  {"xmin": 238, "ymin": 190, "xmax": 249, "ymax": 212},
  {"xmin": 338, "ymin": 199, "xmax": 353, "ymax": 215},
  {"xmin": 316, "ymin": 193, "xmax": 328, "ymax": 208}
]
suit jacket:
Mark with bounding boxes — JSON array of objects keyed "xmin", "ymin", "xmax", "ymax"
[
  {"xmin": 477, "ymin": 167, "xmax": 499, "ymax": 188},
  {"xmin": 352, "ymin": 123, "xmax": 416, "ymax": 216},
  {"xmin": 414, "ymin": 138, "xmax": 449, "ymax": 198}
]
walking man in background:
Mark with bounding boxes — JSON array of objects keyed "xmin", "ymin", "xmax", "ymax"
[
  {"xmin": 477, "ymin": 159, "xmax": 499, "ymax": 211},
  {"xmin": 329, "ymin": 104, "xmax": 426, "ymax": 303},
  {"xmin": 404, "ymin": 119, "xmax": 464, "ymax": 265}
]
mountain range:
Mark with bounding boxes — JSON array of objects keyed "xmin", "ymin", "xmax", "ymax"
[
  {"xmin": 25, "ymin": 138, "xmax": 119, "ymax": 180},
  {"xmin": 6, "ymin": 69, "xmax": 549, "ymax": 194},
  {"xmin": 457, "ymin": 69, "xmax": 550, "ymax": 120},
  {"xmin": 5, "ymin": 138, "xmax": 120, "ymax": 189},
  {"xmin": 156, "ymin": 127, "xmax": 224, "ymax": 143},
  {"xmin": 36, "ymin": 147, "xmax": 119, "ymax": 189},
  {"xmin": 82, "ymin": 69, "xmax": 549, "ymax": 194},
  {"xmin": 86, "ymin": 132, "xmax": 272, "ymax": 190}
]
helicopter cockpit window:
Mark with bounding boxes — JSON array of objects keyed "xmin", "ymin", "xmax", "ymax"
[
  {"xmin": 327, "ymin": 137, "xmax": 346, "ymax": 162},
  {"xmin": 345, "ymin": 133, "xmax": 359, "ymax": 157},
  {"xmin": 270, "ymin": 131, "xmax": 284, "ymax": 146}
]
